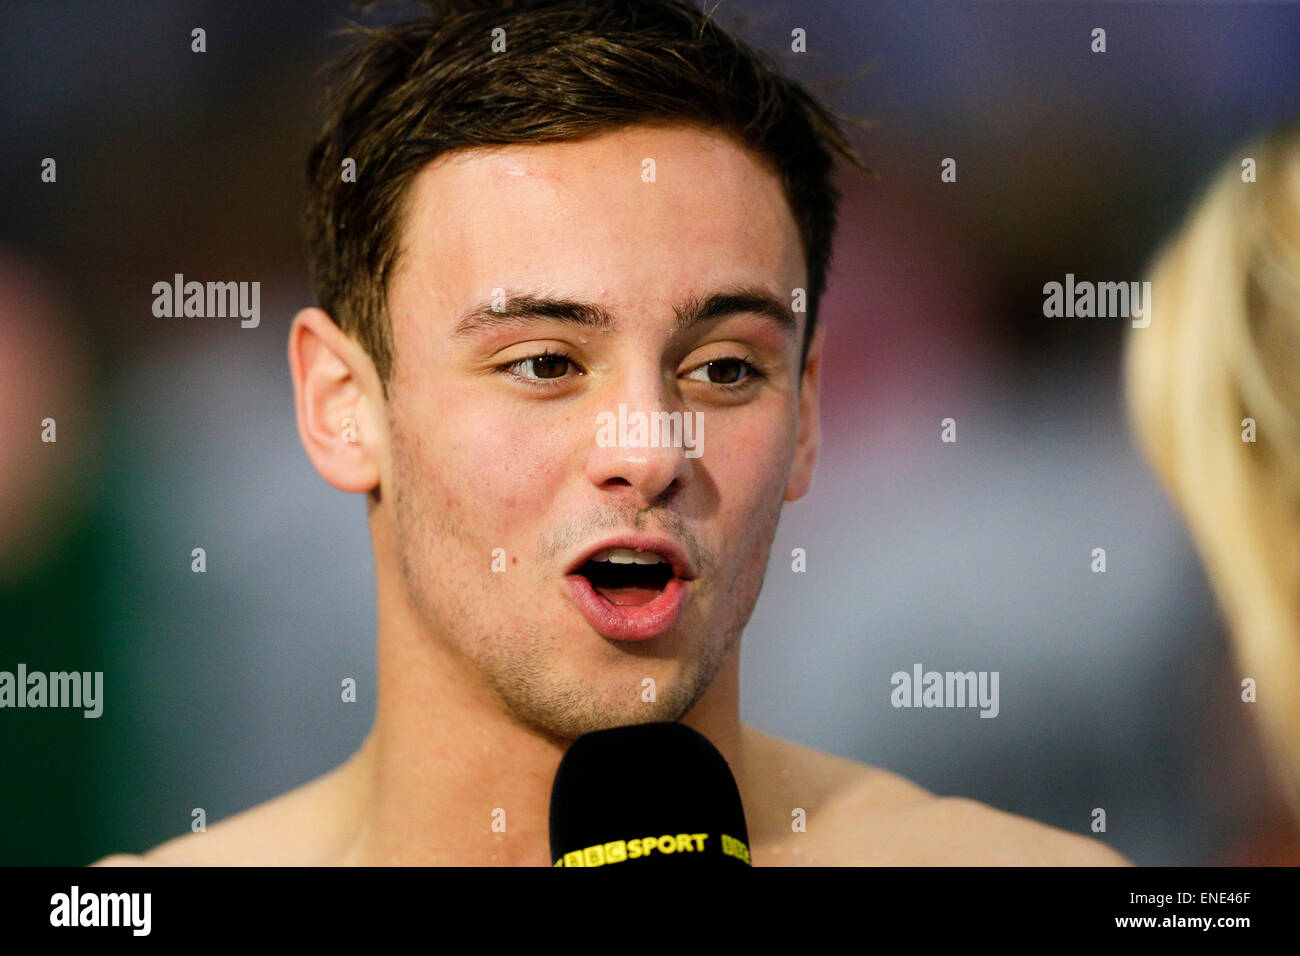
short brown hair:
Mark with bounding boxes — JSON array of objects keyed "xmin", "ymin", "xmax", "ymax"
[{"xmin": 305, "ymin": 0, "xmax": 869, "ymax": 396}]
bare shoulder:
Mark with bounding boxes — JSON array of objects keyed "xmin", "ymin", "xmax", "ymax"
[
  {"xmin": 89, "ymin": 755, "xmax": 365, "ymax": 867},
  {"xmin": 88, "ymin": 793, "xmax": 311, "ymax": 867},
  {"xmin": 89, "ymin": 853, "xmax": 156, "ymax": 867},
  {"xmin": 742, "ymin": 723, "xmax": 935, "ymax": 816},
  {"xmin": 863, "ymin": 794, "xmax": 1133, "ymax": 866},
  {"xmin": 743, "ymin": 726, "xmax": 1130, "ymax": 866}
]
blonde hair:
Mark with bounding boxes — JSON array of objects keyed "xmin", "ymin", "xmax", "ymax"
[{"xmin": 1125, "ymin": 121, "xmax": 1300, "ymax": 816}]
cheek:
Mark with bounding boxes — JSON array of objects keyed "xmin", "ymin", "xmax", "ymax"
[
  {"xmin": 705, "ymin": 411, "xmax": 796, "ymax": 564},
  {"xmin": 427, "ymin": 398, "xmax": 568, "ymax": 520},
  {"xmin": 706, "ymin": 409, "xmax": 797, "ymax": 492}
]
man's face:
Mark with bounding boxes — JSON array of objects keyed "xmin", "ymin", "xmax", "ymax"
[{"xmin": 380, "ymin": 123, "xmax": 817, "ymax": 739}]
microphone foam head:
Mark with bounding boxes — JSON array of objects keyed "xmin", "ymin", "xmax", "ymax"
[{"xmin": 548, "ymin": 721, "xmax": 752, "ymax": 868}]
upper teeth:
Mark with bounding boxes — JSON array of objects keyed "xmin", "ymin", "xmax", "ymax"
[{"xmin": 590, "ymin": 547, "xmax": 667, "ymax": 565}]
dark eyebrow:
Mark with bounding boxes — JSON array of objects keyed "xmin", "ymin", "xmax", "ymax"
[
  {"xmin": 450, "ymin": 293, "xmax": 614, "ymax": 339},
  {"xmin": 450, "ymin": 286, "xmax": 796, "ymax": 341},
  {"xmin": 672, "ymin": 287, "xmax": 797, "ymax": 340}
]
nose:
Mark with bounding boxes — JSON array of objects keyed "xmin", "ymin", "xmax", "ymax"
[{"xmin": 585, "ymin": 392, "xmax": 695, "ymax": 506}]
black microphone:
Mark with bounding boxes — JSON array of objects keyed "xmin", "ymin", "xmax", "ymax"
[{"xmin": 548, "ymin": 721, "xmax": 752, "ymax": 867}]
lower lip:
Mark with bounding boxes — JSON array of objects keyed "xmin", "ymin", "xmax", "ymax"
[{"xmin": 563, "ymin": 574, "xmax": 690, "ymax": 642}]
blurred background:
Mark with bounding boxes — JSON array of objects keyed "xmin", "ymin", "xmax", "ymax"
[{"xmin": 3, "ymin": 0, "xmax": 1300, "ymax": 866}]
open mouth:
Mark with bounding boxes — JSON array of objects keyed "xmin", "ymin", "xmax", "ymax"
[
  {"xmin": 574, "ymin": 548, "xmax": 676, "ymax": 606},
  {"xmin": 562, "ymin": 537, "xmax": 695, "ymax": 641}
]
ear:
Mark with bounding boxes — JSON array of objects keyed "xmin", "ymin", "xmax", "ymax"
[
  {"xmin": 784, "ymin": 321, "xmax": 823, "ymax": 503},
  {"xmin": 288, "ymin": 307, "xmax": 383, "ymax": 494}
]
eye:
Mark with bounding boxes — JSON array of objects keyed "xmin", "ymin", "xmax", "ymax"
[
  {"xmin": 495, "ymin": 349, "xmax": 582, "ymax": 385},
  {"xmin": 683, "ymin": 356, "xmax": 765, "ymax": 388}
]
